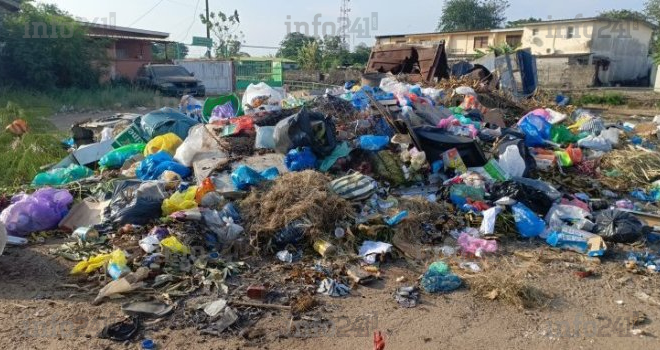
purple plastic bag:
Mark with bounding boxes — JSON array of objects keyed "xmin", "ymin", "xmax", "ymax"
[
  {"xmin": 0, "ymin": 188, "xmax": 73, "ymax": 237},
  {"xmin": 211, "ymin": 102, "xmax": 235, "ymax": 120}
]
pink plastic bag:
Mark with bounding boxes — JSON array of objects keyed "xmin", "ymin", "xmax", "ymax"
[
  {"xmin": 458, "ymin": 232, "xmax": 498, "ymax": 257},
  {"xmin": 0, "ymin": 188, "xmax": 72, "ymax": 237}
]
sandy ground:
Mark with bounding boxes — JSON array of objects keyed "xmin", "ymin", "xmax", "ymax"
[{"xmin": 1, "ymin": 238, "xmax": 659, "ymax": 350}]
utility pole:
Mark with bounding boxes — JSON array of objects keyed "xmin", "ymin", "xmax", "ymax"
[{"xmin": 205, "ymin": 0, "xmax": 211, "ymax": 58}]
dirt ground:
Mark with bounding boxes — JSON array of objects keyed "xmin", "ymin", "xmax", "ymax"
[{"xmin": 1, "ymin": 237, "xmax": 659, "ymax": 350}]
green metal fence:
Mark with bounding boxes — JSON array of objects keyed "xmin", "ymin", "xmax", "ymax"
[{"xmin": 235, "ymin": 59, "xmax": 283, "ymax": 91}]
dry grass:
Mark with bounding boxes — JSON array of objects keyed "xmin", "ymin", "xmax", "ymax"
[
  {"xmin": 599, "ymin": 148, "xmax": 660, "ymax": 191},
  {"xmin": 239, "ymin": 170, "xmax": 354, "ymax": 243},
  {"xmin": 460, "ymin": 257, "xmax": 552, "ymax": 309}
]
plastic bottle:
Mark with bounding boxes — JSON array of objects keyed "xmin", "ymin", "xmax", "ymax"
[{"xmin": 107, "ymin": 250, "xmax": 129, "ymax": 280}]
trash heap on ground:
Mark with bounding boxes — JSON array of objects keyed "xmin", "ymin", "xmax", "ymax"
[{"xmin": 2, "ymin": 76, "xmax": 660, "ymax": 341}]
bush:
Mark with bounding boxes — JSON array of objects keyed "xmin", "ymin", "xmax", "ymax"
[{"xmin": 574, "ymin": 93, "xmax": 627, "ymax": 106}]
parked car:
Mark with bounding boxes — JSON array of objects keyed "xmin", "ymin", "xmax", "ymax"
[{"xmin": 136, "ymin": 64, "xmax": 206, "ymax": 97}]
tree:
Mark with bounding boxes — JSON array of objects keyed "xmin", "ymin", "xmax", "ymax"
[
  {"xmin": 0, "ymin": 2, "xmax": 107, "ymax": 89},
  {"xmin": 297, "ymin": 41, "xmax": 322, "ymax": 71},
  {"xmin": 645, "ymin": 1, "xmax": 660, "ymax": 64},
  {"xmin": 200, "ymin": 9, "xmax": 244, "ymax": 59},
  {"xmin": 152, "ymin": 42, "xmax": 189, "ymax": 60},
  {"xmin": 599, "ymin": 9, "xmax": 647, "ymax": 21},
  {"xmin": 436, "ymin": 0, "xmax": 509, "ymax": 32},
  {"xmin": 321, "ymin": 35, "xmax": 349, "ymax": 70},
  {"xmin": 277, "ymin": 32, "xmax": 316, "ymax": 59},
  {"xmin": 349, "ymin": 43, "xmax": 371, "ymax": 66},
  {"xmin": 506, "ymin": 17, "xmax": 542, "ymax": 28}
]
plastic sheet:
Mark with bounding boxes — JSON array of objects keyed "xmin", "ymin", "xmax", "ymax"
[
  {"xmin": 254, "ymin": 126, "xmax": 276, "ymax": 149},
  {"xmin": 32, "ymin": 164, "xmax": 94, "ymax": 186},
  {"xmin": 99, "ymin": 144, "xmax": 146, "ymax": 169},
  {"xmin": 137, "ymin": 151, "xmax": 191, "ymax": 181},
  {"xmin": 0, "ymin": 188, "xmax": 73, "ymax": 237}
]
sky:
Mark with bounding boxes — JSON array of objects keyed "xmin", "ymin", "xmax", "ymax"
[{"xmin": 39, "ymin": 0, "xmax": 647, "ymax": 57}]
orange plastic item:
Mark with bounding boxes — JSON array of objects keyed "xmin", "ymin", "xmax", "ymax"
[
  {"xmin": 566, "ymin": 144, "xmax": 583, "ymax": 164},
  {"xmin": 195, "ymin": 177, "xmax": 216, "ymax": 204},
  {"xmin": 5, "ymin": 119, "xmax": 28, "ymax": 136},
  {"xmin": 374, "ymin": 331, "xmax": 385, "ymax": 350}
]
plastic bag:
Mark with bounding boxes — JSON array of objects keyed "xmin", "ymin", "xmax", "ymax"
[
  {"xmin": 519, "ymin": 114, "xmax": 551, "ymax": 147},
  {"xmin": 512, "ymin": 203, "xmax": 545, "ymax": 238},
  {"xmin": 0, "ymin": 188, "xmax": 73, "ymax": 237},
  {"xmin": 421, "ymin": 262, "xmax": 462, "ymax": 293},
  {"xmin": 162, "ymin": 186, "xmax": 198, "ymax": 215},
  {"xmin": 498, "ymin": 145, "xmax": 526, "ymax": 178},
  {"xmin": 211, "ymin": 102, "xmax": 235, "ymax": 120},
  {"xmin": 32, "ymin": 164, "xmax": 93, "ymax": 186},
  {"xmin": 202, "ymin": 210, "xmax": 244, "ymax": 244},
  {"xmin": 480, "ymin": 206, "xmax": 502, "ymax": 235},
  {"xmin": 511, "ymin": 177, "xmax": 562, "ymax": 201},
  {"xmin": 107, "ymin": 180, "xmax": 166, "ymax": 225},
  {"xmin": 273, "ymin": 109, "xmax": 337, "ymax": 157},
  {"xmin": 595, "ymin": 209, "xmax": 647, "ymax": 243},
  {"xmin": 144, "ymin": 133, "xmax": 183, "ymax": 156},
  {"xmin": 285, "ymin": 147, "xmax": 317, "ymax": 171},
  {"xmin": 358, "ymin": 135, "xmax": 390, "ymax": 151},
  {"xmin": 230, "ymin": 165, "xmax": 279, "ymax": 191},
  {"xmin": 160, "ymin": 236, "xmax": 190, "ymax": 255},
  {"xmin": 137, "ymin": 151, "xmax": 191, "ymax": 181},
  {"xmin": 140, "ymin": 107, "xmax": 199, "ymax": 140},
  {"xmin": 550, "ymin": 124, "xmax": 580, "ymax": 145},
  {"xmin": 174, "ymin": 124, "xmax": 227, "ymax": 167},
  {"xmin": 578, "ymin": 135, "xmax": 612, "ymax": 152},
  {"xmin": 99, "ymin": 143, "xmax": 146, "ymax": 169},
  {"xmin": 242, "ymin": 82, "xmax": 284, "ymax": 113},
  {"xmin": 255, "ymin": 126, "xmax": 276, "ymax": 149},
  {"xmin": 449, "ymin": 184, "xmax": 485, "ymax": 207},
  {"xmin": 458, "ymin": 233, "xmax": 498, "ymax": 256},
  {"xmin": 600, "ymin": 128, "xmax": 620, "ymax": 146},
  {"xmin": 491, "ymin": 180, "xmax": 554, "ymax": 215}
]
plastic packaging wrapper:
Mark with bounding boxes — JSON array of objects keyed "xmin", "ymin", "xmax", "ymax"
[
  {"xmin": 0, "ymin": 188, "xmax": 73, "ymax": 237},
  {"xmin": 137, "ymin": 151, "xmax": 191, "ymax": 181},
  {"xmin": 285, "ymin": 147, "xmax": 317, "ymax": 171},
  {"xmin": 358, "ymin": 135, "xmax": 390, "ymax": 151},
  {"xmin": 32, "ymin": 164, "xmax": 93, "ymax": 186},
  {"xmin": 595, "ymin": 209, "xmax": 647, "ymax": 243},
  {"xmin": 546, "ymin": 226, "xmax": 607, "ymax": 257},
  {"xmin": 99, "ymin": 143, "xmax": 146, "ymax": 169},
  {"xmin": 144, "ymin": 133, "xmax": 183, "ymax": 156},
  {"xmin": 421, "ymin": 262, "xmax": 462, "ymax": 293},
  {"xmin": 273, "ymin": 109, "xmax": 337, "ymax": 157},
  {"xmin": 242, "ymin": 82, "xmax": 284, "ymax": 113},
  {"xmin": 498, "ymin": 145, "xmax": 526, "ymax": 178},
  {"xmin": 512, "ymin": 203, "xmax": 545, "ymax": 238},
  {"xmin": 254, "ymin": 126, "xmax": 276, "ymax": 149},
  {"xmin": 107, "ymin": 249, "xmax": 129, "ymax": 280},
  {"xmin": 230, "ymin": 165, "xmax": 279, "ymax": 191},
  {"xmin": 458, "ymin": 232, "xmax": 498, "ymax": 257},
  {"xmin": 140, "ymin": 107, "xmax": 199, "ymax": 140},
  {"xmin": 491, "ymin": 180, "xmax": 554, "ymax": 215},
  {"xmin": 162, "ymin": 186, "xmax": 198, "ymax": 215},
  {"xmin": 107, "ymin": 180, "xmax": 166, "ymax": 225},
  {"xmin": 174, "ymin": 124, "xmax": 227, "ymax": 167}
]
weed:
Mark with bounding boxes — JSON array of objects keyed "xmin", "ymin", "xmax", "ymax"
[{"xmin": 574, "ymin": 93, "xmax": 627, "ymax": 106}]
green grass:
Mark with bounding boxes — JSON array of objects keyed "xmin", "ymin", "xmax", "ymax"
[
  {"xmin": 0, "ymin": 87, "xmax": 171, "ymax": 189},
  {"xmin": 574, "ymin": 92, "xmax": 627, "ymax": 106}
]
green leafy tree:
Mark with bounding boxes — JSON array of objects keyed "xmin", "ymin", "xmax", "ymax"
[
  {"xmin": 277, "ymin": 32, "xmax": 316, "ymax": 59},
  {"xmin": 321, "ymin": 35, "xmax": 349, "ymax": 70},
  {"xmin": 599, "ymin": 9, "xmax": 648, "ymax": 21},
  {"xmin": 349, "ymin": 43, "xmax": 371, "ymax": 66},
  {"xmin": 506, "ymin": 17, "xmax": 542, "ymax": 28},
  {"xmin": 436, "ymin": 0, "xmax": 509, "ymax": 32},
  {"xmin": 474, "ymin": 42, "xmax": 520, "ymax": 59},
  {"xmin": 0, "ymin": 2, "xmax": 107, "ymax": 89},
  {"xmin": 643, "ymin": 1, "xmax": 660, "ymax": 64},
  {"xmin": 152, "ymin": 42, "xmax": 189, "ymax": 60},
  {"xmin": 200, "ymin": 9, "xmax": 244, "ymax": 58},
  {"xmin": 297, "ymin": 40, "xmax": 322, "ymax": 71}
]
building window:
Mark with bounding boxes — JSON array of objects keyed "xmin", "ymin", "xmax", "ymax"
[
  {"xmin": 532, "ymin": 28, "xmax": 539, "ymax": 36},
  {"xmin": 473, "ymin": 36, "xmax": 489, "ymax": 49},
  {"xmin": 566, "ymin": 26, "xmax": 575, "ymax": 39},
  {"xmin": 505, "ymin": 35, "xmax": 522, "ymax": 47}
]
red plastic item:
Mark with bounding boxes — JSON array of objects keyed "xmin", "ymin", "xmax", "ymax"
[
  {"xmin": 566, "ymin": 144, "xmax": 583, "ymax": 164},
  {"xmin": 374, "ymin": 331, "xmax": 385, "ymax": 350},
  {"xmin": 195, "ymin": 178, "xmax": 216, "ymax": 204},
  {"xmin": 247, "ymin": 285, "xmax": 268, "ymax": 300}
]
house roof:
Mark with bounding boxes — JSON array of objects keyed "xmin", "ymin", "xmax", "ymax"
[{"xmin": 81, "ymin": 22, "xmax": 169, "ymax": 39}]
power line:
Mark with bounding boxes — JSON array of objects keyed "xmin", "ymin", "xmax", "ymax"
[
  {"xmin": 179, "ymin": 0, "xmax": 202, "ymax": 42},
  {"xmin": 129, "ymin": 0, "xmax": 166, "ymax": 27}
]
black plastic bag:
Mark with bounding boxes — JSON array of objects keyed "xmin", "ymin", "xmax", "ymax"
[
  {"xmin": 273, "ymin": 108, "xmax": 337, "ymax": 157},
  {"xmin": 413, "ymin": 126, "xmax": 487, "ymax": 167},
  {"xmin": 595, "ymin": 209, "xmax": 647, "ymax": 243},
  {"xmin": 106, "ymin": 180, "xmax": 166, "ymax": 225},
  {"xmin": 490, "ymin": 180, "xmax": 553, "ymax": 215}
]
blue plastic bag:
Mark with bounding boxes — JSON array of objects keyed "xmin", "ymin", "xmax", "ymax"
[
  {"xmin": 230, "ymin": 165, "xmax": 279, "ymax": 190},
  {"xmin": 285, "ymin": 147, "xmax": 317, "ymax": 171},
  {"xmin": 137, "ymin": 151, "xmax": 191, "ymax": 181},
  {"xmin": 519, "ymin": 115, "xmax": 551, "ymax": 147},
  {"xmin": 421, "ymin": 262, "xmax": 462, "ymax": 293},
  {"xmin": 512, "ymin": 202, "xmax": 545, "ymax": 238},
  {"xmin": 358, "ymin": 135, "xmax": 390, "ymax": 151},
  {"xmin": 32, "ymin": 165, "xmax": 94, "ymax": 186}
]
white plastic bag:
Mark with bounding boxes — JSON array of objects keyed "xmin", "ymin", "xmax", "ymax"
[
  {"xmin": 101, "ymin": 127, "xmax": 114, "ymax": 142},
  {"xmin": 600, "ymin": 128, "xmax": 620, "ymax": 146},
  {"xmin": 578, "ymin": 135, "xmax": 612, "ymax": 151},
  {"xmin": 255, "ymin": 126, "xmax": 276, "ymax": 149},
  {"xmin": 174, "ymin": 124, "xmax": 226, "ymax": 167},
  {"xmin": 480, "ymin": 206, "xmax": 503, "ymax": 235},
  {"xmin": 545, "ymin": 108, "xmax": 567, "ymax": 125},
  {"xmin": 242, "ymin": 83, "xmax": 284, "ymax": 113},
  {"xmin": 498, "ymin": 145, "xmax": 526, "ymax": 178}
]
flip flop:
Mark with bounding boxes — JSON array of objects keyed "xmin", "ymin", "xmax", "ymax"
[
  {"xmin": 99, "ymin": 317, "xmax": 140, "ymax": 341},
  {"xmin": 121, "ymin": 301, "xmax": 174, "ymax": 319}
]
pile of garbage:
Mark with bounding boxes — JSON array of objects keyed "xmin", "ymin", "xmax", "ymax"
[{"xmin": 2, "ymin": 75, "xmax": 660, "ymax": 343}]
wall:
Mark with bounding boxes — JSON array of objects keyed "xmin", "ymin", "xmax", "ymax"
[
  {"xmin": 106, "ymin": 39, "xmax": 154, "ymax": 81},
  {"xmin": 535, "ymin": 56, "xmax": 595, "ymax": 88},
  {"xmin": 175, "ymin": 60, "xmax": 234, "ymax": 95},
  {"xmin": 521, "ymin": 22, "xmax": 594, "ymax": 56},
  {"xmin": 590, "ymin": 20, "xmax": 653, "ymax": 84}
]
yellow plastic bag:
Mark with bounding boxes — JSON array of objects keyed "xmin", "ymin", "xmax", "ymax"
[
  {"xmin": 162, "ymin": 186, "xmax": 198, "ymax": 215},
  {"xmin": 144, "ymin": 133, "xmax": 183, "ymax": 156},
  {"xmin": 71, "ymin": 252, "xmax": 112, "ymax": 275},
  {"xmin": 160, "ymin": 236, "xmax": 190, "ymax": 255}
]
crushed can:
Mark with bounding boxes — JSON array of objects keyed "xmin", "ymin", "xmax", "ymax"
[{"xmin": 72, "ymin": 227, "xmax": 99, "ymax": 241}]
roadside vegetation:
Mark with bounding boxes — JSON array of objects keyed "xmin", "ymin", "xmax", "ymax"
[{"xmin": 573, "ymin": 93, "xmax": 628, "ymax": 106}]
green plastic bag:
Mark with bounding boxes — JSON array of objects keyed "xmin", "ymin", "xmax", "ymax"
[
  {"xmin": 550, "ymin": 125, "xmax": 580, "ymax": 145},
  {"xmin": 32, "ymin": 164, "xmax": 94, "ymax": 186},
  {"xmin": 99, "ymin": 143, "xmax": 146, "ymax": 169}
]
